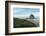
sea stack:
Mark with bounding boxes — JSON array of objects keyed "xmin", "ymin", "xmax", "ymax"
[{"xmin": 29, "ymin": 14, "xmax": 35, "ymax": 19}]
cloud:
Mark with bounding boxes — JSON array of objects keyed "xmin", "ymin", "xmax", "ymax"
[
  {"xmin": 13, "ymin": 14, "xmax": 30, "ymax": 19},
  {"xmin": 13, "ymin": 8, "xmax": 40, "ymax": 14},
  {"xmin": 13, "ymin": 8, "xmax": 40, "ymax": 19}
]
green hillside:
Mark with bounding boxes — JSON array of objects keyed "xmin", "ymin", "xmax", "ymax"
[{"xmin": 13, "ymin": 18, "xmax": 37, "ymax": 28}]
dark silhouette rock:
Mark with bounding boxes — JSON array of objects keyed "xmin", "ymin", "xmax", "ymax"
[{"xmin": 29, "ymin": 14, "xmax": 35, "ymax": 19}]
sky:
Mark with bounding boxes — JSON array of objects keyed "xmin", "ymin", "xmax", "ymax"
[{"xmin": 13, "ymin": 8, "xmax": 40, "ymax": 19}]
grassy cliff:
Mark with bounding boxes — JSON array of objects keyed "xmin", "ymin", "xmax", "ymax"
[{"xmin": 14, "ymin": 18, "xmax": 37, "ymax": 28}]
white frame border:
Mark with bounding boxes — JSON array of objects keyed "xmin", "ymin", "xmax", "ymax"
[{"xmin": 8, "ymin": 3, "xmax": 43, "ymax": 33}]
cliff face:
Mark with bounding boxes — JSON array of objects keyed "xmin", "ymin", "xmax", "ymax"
[
  {"xmin": 14, "ymin": 18, "xmax": 37, "ymax": 28},
  {"xmin": 26, "ymin": 19, "xmax": 39, "ymax": 27}
]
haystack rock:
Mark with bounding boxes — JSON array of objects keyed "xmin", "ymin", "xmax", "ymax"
[{"xmin": 29, "ymin": 14, "xmax": 35, "ymax": 19}]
